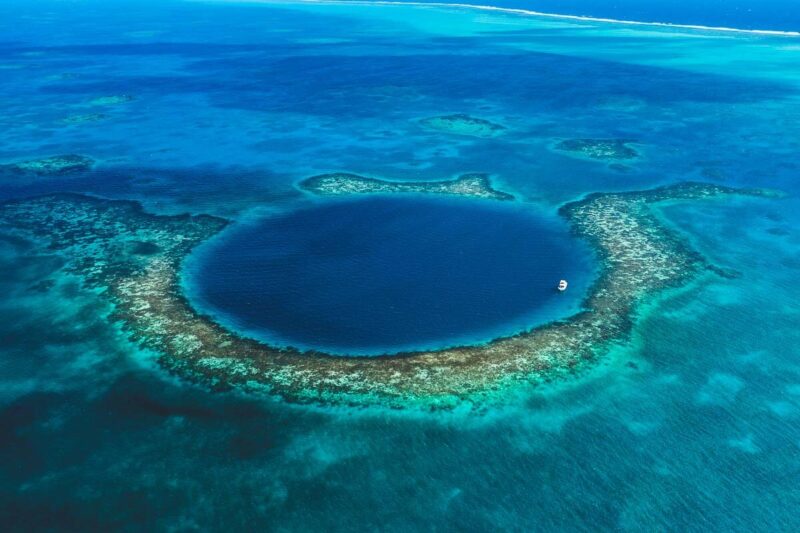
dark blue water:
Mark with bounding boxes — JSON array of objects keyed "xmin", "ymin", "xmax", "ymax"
[
  {"xmin": 379, "ymin": 0, "xmax": 800, "ymax": 32},
  {"xmin": 185, "ymin": 195, "xmax": 592, "ymax": 353}
]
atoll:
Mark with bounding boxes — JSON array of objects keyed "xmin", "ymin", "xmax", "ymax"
[
  {"xmin": 554, "ymin": 138, "xmax": 639, "ymax": 160},
  {"xmin": 419, "ymin": 114, "xmax": 506, "ymax": 138},
  {"xmin": 1, "ymin": 154, "xmax": 94, "ymax": 177},
  {"xmin": 0, "ymin": 179, "xmax": 771, "ymax": 409},
  {"xmin": 299, "ymin": 172, "xmax": 514, "ymax": 201}
]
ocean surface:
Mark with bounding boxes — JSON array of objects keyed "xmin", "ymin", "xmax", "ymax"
[
  {"xmin": 1, "ymin": 0, "xmax": 800, "ymax": 530},
  {"xmin": 368, "ymin": 0, "xmax": 800, "ymax": 33},
  {"xmin": 183, "ymin": 195, "xmax": 594, "ymax": 354}
]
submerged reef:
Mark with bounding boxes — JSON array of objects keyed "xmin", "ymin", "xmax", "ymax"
[
  {"xmin": 299, "ymin": 172, "xmax": 514, "ymax": 201},
  {"xmin": 61, "ymin": 113, "xmax": 108, "ymax": 125},
  {"xmin": 419, "ymin": 114, "xmax": 506, "ymax": 138},
  {"xmin": 1, "ymin": 154, "xmax": 94, "ymax": 177},
  {"xmin": 88, "ymin": 95, "xmax": 135, "ymax": 106},
  {"xmin": 0, "ymin": 180, "xmax": 771, "ymax": 409},
  {"xmin": 554, "ymin": 138, "xmax": 639, "ymax": 160}
]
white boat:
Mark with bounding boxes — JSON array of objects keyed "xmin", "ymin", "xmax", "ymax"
[{"xmin": 558, "ymin": 279, "xmax": 568, "ymax": 291}]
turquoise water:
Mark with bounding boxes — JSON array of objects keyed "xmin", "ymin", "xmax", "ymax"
[
  {"xmin": 183, "ymin": 195, "xmax": 593, "ymax": 354},
  {"xmin": 372, "ymin": 0, "xmax": 800, "ymax": 32},
  {"xmin": 1, "ymin": 0, "xmax": 800, "ymax": 530}
]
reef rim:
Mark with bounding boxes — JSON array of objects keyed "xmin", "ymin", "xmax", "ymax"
[{"xmin": 0, "ymin": 177, "xmax": 774, "ymax": 410}]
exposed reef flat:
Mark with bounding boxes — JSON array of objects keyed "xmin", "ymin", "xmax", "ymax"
[
  {"xmin": 299, "ymin": 172, "xmax": 515, "ymax": 201},
  {"xmin": 0, "ymin": 181, "xmax": 771, "ymax": 409},
  {"xmin": 419, "ymin": 114, "xmax": 506, "ymax": 138},
  {"xmin": 554, "ymin": 138, "xmax": 639, "ymax": 160},
  {"xmin": 1, "ymin": 154, "xmax": 94, "ymax": 177}
]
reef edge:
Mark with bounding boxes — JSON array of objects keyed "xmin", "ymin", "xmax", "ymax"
[{"xmin": 0, "ymin": 179, "xmax": 775, "ymax": 410}]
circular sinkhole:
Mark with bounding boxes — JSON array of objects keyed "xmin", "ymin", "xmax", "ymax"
[{"xmin": 182, "ymin": 195, "xmax": 596, "ymax": 355}]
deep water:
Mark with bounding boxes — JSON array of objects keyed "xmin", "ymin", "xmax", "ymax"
[
  {"xmin": 1, "ymin": 0, "xmax": 800, "ymax": 531},
  {"xmin": 184, "ymin": 195, "xmax": 593, "ymax": 354}
]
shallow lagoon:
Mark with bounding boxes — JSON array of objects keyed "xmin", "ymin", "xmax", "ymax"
[{"xmin": 184, "ymin": 195, "xmax": 594, "ymax": 354}]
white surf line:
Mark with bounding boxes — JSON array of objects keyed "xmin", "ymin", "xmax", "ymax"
[{"xmin": 297, "ymin": 0, "xmax": 800, "ymax": 37}]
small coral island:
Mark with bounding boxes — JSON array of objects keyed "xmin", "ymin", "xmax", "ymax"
[
  {"xmin": 419, "ymin": 114, "xmax": 506, "ymax": 138},
  {"xmin": 1, "ymin": 154, "xmax": 94, "ymax": 177},
  {"xmin": 0, "ymin": 175, "xmax": 773, "ymax": 409},
  {"xmin": 554, "ymin": 138, "xmax": 639, "ymax": 160},
  {"xmin": 299, "ymin": 172, "xmax": 514, "ymax": 201}
]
